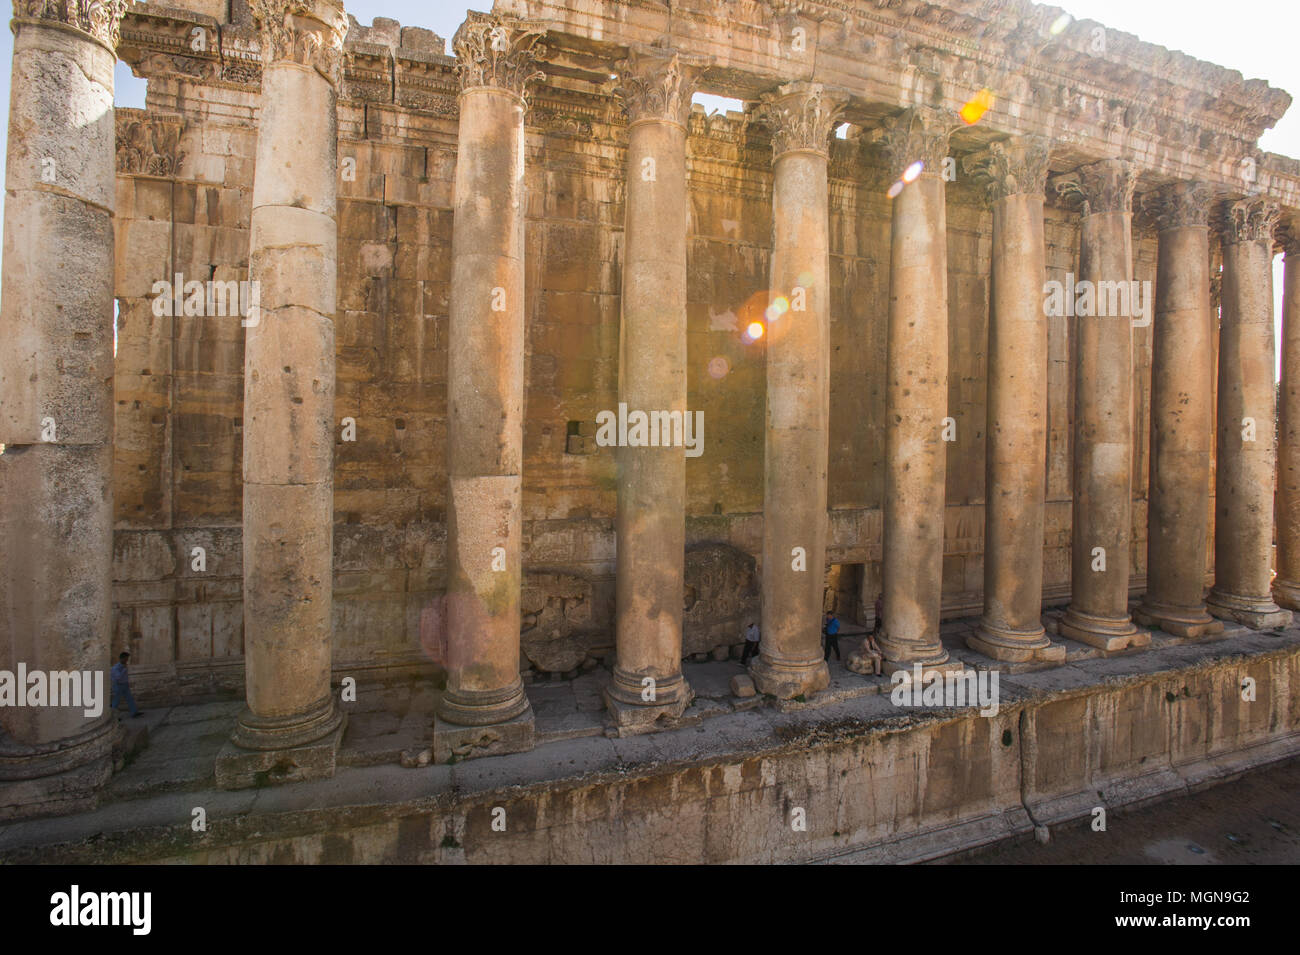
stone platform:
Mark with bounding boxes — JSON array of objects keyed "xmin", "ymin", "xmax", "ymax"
[{"xmin": 1, "ymin": 615, "xmax": 1297, "ymax": 864}]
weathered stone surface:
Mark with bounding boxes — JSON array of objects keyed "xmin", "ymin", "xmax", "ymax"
[{"xmin": 728, "ymin": 674, "xmax": 756, "ymax": 698}]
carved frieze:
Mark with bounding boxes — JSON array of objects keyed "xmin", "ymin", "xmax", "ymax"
[
  {"xmin": 452, "ymin": 11, "xmax": 545, "ymax": 99},
  {"xmin": 963, "ymin": 136, "xmax": 1051, "ymax": 204},
  {"xmin": 115, "ymin": 110, "xmax": 185, "ymax": 177},
  {"xmin": 754, "ymin": 81, "xmax": 847, "ymax": 161},
  {"xmin": 14, "ymin": 0, "xmax": 128, "ymax": 49}
]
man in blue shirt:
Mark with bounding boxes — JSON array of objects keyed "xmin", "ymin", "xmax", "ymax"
[
  {"xmin": 111, "ymin": 651, "xmax": 141, "ymax": 718},
  {"xmin": 823, "ymin": 611, "xmax": 841, "ymax": 661}
]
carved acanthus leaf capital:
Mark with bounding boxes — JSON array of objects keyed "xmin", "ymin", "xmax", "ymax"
[
  {"xmin": 1144, "ymin": 181, "xmax": 1212, "ymax": 231},
  {"xmin": 962, "ymin": 136, "xmax": 1051, "ymax": 204},
  {"xmin": 1277, "ymin": 218, "xmax": 1300, "ymax": 256},
  {"xmin": 1218, "ymin": 196, "xmax": 1281, "ymax": 244},
  {"xmin": 754, "ymin": 82, "xmax": 848, "ymax": 161},
  {"xmin": 14, "ymin": 0, "xmax": 128, "ymax": 50},
  {"xmin": 878, "ymin": 107, "xmax": 955, "ymax": 181},
  {"xmin": 613, "ymin": 46, "xmax": 706, "ymax": 127},
  {"xmin": 1052, "ymin": 158, "xmax": 1136, "ymax": 216},
  {"xmin": 249, "ymin": 0, "xmax": 348, "ymax": 86},
  {"xmin": 452, "ymin": 12, "xmax": 546, "ymax": 99}
]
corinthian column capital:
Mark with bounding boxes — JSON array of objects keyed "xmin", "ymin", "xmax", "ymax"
[
  {"xmin": 613, "ymin": 45, "xmax": 705, "ymax": 127},
  {"xmin": 878, "ymin": 106, "xmax": 954, "ymax": 182},
  {"xmin": 1218, "ymin": 195, "xmax": 1281, "ymax": 245},
  {"xmin": 962, "ymin": 136, "xmax": 1051, "ymax": 204},
  {"xmin": 13, "ymin": 0, "xmax": 128, "ymax": 50},
  {"xmin": 1145, "ymin": 180, "xmax": 1212, "ymax": 231},
  {"xmin": 249, "ymin": 0, "xmax": 348, "ymax": 86},
  {"xmin": 452, "ymin": 12, "xmax": 546, "ymax": 99},
  {"xmin": 1053, "ymin": 158, "xmax": 1136, "ymax": 216},
  {"xmin": 755, "ymin": 81, "xmax": 848, "ymax": 161}
]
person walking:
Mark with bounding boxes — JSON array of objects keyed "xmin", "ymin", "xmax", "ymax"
[
  {"xmin": 823, "ymin": 611, "xmax": 841, "ymax": 661},
  {"xmin": 110, "ymin": 651, "xmax": 141, "ymax": 719},
  {"xmin": 741, "ymin": 620, "xmax": 760, "ymax": 664}
]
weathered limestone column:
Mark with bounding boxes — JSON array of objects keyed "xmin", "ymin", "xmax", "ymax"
[
  {"xmin": 434, "ymin": 13, "xmax": 543, "ymax": 763},
  {"xmin": 749, "ymin": 82, "xmax": 845, "ymax": 698},
  {"xmin": 0, "ymin": 0, "xmax": 126, "ymax": 820},
  {"xmin": 875, "ymin": 108, "xmax": 961, "ymax": 676},
  {"xmin": 1207, "ymin": 198, "xmax": 1292, "ymax": 629},
  {"xmin": 606, "ymin": 47, "xmax": 703, "ymax": 728},
  {"xmin": 963, "ymin": 138, "xmax": 1064, "ymax": 663},
  {"xmin": 215, "ymin": 0, "xmax": 349, "ymax": 789},
  {"xmin": 1276, "ymin": 228, "xmax": 1300, "ymax": 610},
  {"xmin": 1055, "ymin": 159, "xmax": 1149, "ymax": 651},
  {"xmin": 1134, "ymin": 182, "xmax": 1223, "ymax": 637}
]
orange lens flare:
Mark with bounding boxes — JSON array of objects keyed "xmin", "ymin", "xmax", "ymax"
[{"xmin": 960, "ymin": 88, "xmax": 994, "ymax": 126}]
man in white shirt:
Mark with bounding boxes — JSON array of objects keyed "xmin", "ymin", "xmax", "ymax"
[{"xmin": 741, "ymin": 621, "xmax": 760, "ymax": 664}]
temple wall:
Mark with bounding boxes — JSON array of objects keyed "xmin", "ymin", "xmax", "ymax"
[{"xmin": 108, "ymin": 21, "xmax": 1187, "ymax": 702}]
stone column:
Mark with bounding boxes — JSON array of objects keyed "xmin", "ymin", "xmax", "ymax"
[
  {"xmin": 1207, "ymin": 198, "xmax": 1292, "ymax": 629},
  {"xmin": 1276, "ymin": 228, "xmax": 1300, "ymax": 610},
  {"xmin": 605, "ymin": 47, "xmax": 702, "ymax": 729},
  {"xmin": 748, "ymin": 82, "xmax": 845, "ymax": 698},
  {"xmin": 1134, "ymin": 182, "xmax": 1223, "ymax": 637},
  {"xmin": 215, "ymin": 0, "xmax": 349, "ymax": 789},
  {"xmin": 0, "ymin": 0, "xmax": 126, "ymax": 820},
  {"xmin": 963, "ymin": 138, "xmax": 1064, "ymax": 663},
  {"xmin": 434, "ymin": 13, "xmax": 543, "ymax": 763},
  {"xmin": 874, "ymin": 108, "xmax": 961, "ymax": 676},
  {"xmin": 1055, "ymin": 159, "xmax": 1149, "ymax": 651}
]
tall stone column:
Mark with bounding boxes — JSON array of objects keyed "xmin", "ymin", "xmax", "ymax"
[
  {"xmin": 875, "ymin": 108, "xmax": 961, "ymax": 676},
  {"xmin": 1134, "ymin": 182, "xmax": 1223, "ymax": 637},
  {"xmin": 963, "ymin": 138, "xmax": 1064, "ymax": 663},
  {"xmin": 1207, "ymin": 198, "xmax": 1292, "ymax": 629},
  {"xmin": 1055, "ymin": 159, "xmax": 1149, "ymax": 651},
  {"xmin": 749, "ymin": 82, "xmax": 845, "ymax": 698},
  {"xmin": 0, "ymin": 0, "xmax": 127, "ymax": 820},
  {"xmin": 606, "ymin": 47, "xmax": 702, "ymax": 729},
  {"xmin": 434, "ymin": 13, "xmax": 543, "ymax": 763},
  {"xmin": 215, "ymin": 0, "xmax": 349, "ymax": 789},
  {"xmin": 1275, "ymin": 228, "xmax": 1300, "ymax": 610}
]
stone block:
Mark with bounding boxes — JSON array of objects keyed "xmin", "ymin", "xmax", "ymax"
[
  {"xmin": 729, "ymin": 674, "xmax": 756, "ymax": 698},
  {"xmin": 432, "ymin": 707, "xmax": 535, "ymax": 764}
]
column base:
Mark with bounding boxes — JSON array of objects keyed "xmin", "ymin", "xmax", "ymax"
[
  {"xmin": 1207, "ymin": 589, "xmax": 1293, "ymax": 630},
  {"xmin": 433, "ymin": 705, "xmax": 535, "ymax": 764},
  {"xmin": 0, "ymin": 719, "xmax": 117, "ymax": 822},
  {"xmin": 877, "ymin": 634, "xmax": 952, "ymax": 676},
  {"xmin": 1133, "ymin": 601, "xmax": 1224, "ymax": 638},
  {"xmin": 748, "ymin": 655, "xmax": 829, "ymax": 699},
  {"xmin": 215, "ymin": 715, "xmax": 346, "ymax": 790},
  {"xmin": 1058, "ymin": 605, "xmax": 1149, "ymax": 651},
  {"xmin": 882, "ymin": 656, "xmax": 966, "ymax": 680},
  {"xmin": 438, "ymin": 679, "xmax": 530, "ymax": 727},
  {"xmin": 606, "ymin": 665, "xmax": 690, "ymax": 708},
  {"xmin": 967, "ymin": 620, "xmax": 1066, "ymax": 663},
  {"xmin": 603, "ymin": 683, "xmax": 693, "ymax": 735},
  {"xmin": 1272, "ymin": 578, "xmax": 1300, "ymax": 612}
]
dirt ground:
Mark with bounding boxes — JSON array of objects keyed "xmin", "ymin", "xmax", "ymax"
[{"xmin": 947, "ymin": 756, "xmax": 1300, "ymax": 864}]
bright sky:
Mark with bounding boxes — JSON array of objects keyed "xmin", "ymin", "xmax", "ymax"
[{"xmin": 0, "ymin": 1, "xmax": 1293, "ymax": 365}]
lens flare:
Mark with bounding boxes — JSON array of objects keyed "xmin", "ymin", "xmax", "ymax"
[
  {"xmin": 960, "ymin": 88, "xmax": 994, "ymax": 126},
  {"xmin": 1049, "ymin": 13, "xmax": 1071, "ymax": 35},
  {"xmin": 765, "ymin": 295, "xmax": 790, "ymax": 323},
  {"xmin": 886, "ymin": 180, "xmax": 905, "ymax": 199},
  {"xmin": 707, "ymin": 356, "xmax": 730, "ymax": 379},
  {"xmin": 745, "ymin": 321, "xmax": 765, "ymax": 341},
  {"xmin": 903, "ymin": 160, "xmax": 924, "ymax": 183}
]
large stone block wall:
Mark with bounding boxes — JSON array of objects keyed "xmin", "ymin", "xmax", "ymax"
[{"xmin": 109, "ymin": 15, "xmax": 1189, "ymax": 700}]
